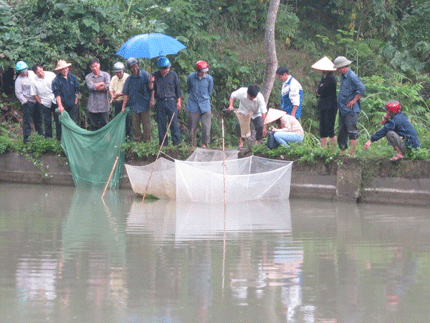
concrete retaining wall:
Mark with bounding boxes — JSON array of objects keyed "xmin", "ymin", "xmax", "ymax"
[{"xmin": 1, "ymin": 152, "xmax": 429, "ymax": 206}]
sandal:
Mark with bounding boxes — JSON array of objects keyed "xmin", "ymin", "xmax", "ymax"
[{"xmin": 390, "ymin": 155, "xmax": 404, "ymax": 162}]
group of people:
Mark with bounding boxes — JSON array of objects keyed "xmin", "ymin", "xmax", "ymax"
[
  {"xmin": 14, "ymin": 57, "xmax": 213, "ymax": 148},
  {"xmin": 229, "ymin": 55, "xmax": 418, "ymax": 161},
  {"xmin": 14, "ymin": 54, "xmax": 420, "ymax": 160},
  {"xmin": 313, "ymin": 55, "xmax": 419, "ymax": 160}
]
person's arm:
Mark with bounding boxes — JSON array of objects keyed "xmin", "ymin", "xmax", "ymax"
[
  {"xmin": 74, "ymin": 75, "xmax": 80, "ymax": 105},
  {"xmin": 34, "ymin": 94, "xmax": 42, "ymax": 105},
  {"xmin": 289, "ymin": 80, "xmax": 301, "ymax": 117},
  {"xmin": 85, "ymin": 74, "xmax": 96, "ymax": 91},
  {"xmin": 227, "ymin": 96, "xmax": 235, "ymax": 111},
  {"xmin": 15, "ymin": 78, "xmax": 27, "ymax": 105},
  {"xmin": 262, "ymin": 113, "xmax": 267, "ymax": 137},
  {"xmin": 121, "ymin": 95, "xmax": 129, "ymax": 113},
  {"xmin": 32, "ymin": 83, "xmax": 42, "ymax": 105},
  {"xmin": 149, "ymin": 74, "xmax": 155, "ymax": 109},
  {"xmin": 109, "ymin": 90, "xmax": 116, "ymax": 103},
  {"xmin": 174, "ymin": 72, "xmax": 182, "ymax": 110},
  {"xmin": 208, "ymin": 76, "xmax": 214, "ymax": 96},
  {"xmin": 56, "ymin": 96, "xmax": 65, "ymax": 113},
  {"xmin": 346, "ymin": 93, "xmax": 362, "ymax": 108},
  {"xmin": 347, "ymin": 75, "xmax": 365, "ymax": 108},
  {"xmin": 291, "ymin": 105, "xmax": 298, "ymax": 117}
]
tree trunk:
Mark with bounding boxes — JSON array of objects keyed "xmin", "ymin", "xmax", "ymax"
[{"xmin": 261, "ymin": 0, "xmax": 280, "ymax": 105}]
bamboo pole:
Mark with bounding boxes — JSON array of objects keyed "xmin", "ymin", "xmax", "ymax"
[
  {"xmin": 221, "ymin": 118, "xmax": 227, "ymax": 291},
  {"xmin": 101, "ymin": 156, "xmax": 119, "ymax": 200},
  {"xmin": 142, "ymin": 113, "xmax": 175, "ymax": 203}
]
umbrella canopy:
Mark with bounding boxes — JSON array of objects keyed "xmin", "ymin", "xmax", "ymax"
[{"xmin": 116, "ymin": 33, "xmax": 186, "ymax": 59}]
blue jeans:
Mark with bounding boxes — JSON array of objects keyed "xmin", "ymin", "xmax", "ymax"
[{"xmin": 274, "ymin": 132, "xmax": 304, "ymax": 147}]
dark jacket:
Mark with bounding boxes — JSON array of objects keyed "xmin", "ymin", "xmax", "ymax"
[
  {"xmin": 316, "ymin": 73, "xmax": 337, "ymax": 111},
  {"xmin": 52, "ymin": 73, "xmax": 80, "ymax": 108},
  {"xmin": 370, "ymin": 112, "xmax": 420, "ymax": 149}
]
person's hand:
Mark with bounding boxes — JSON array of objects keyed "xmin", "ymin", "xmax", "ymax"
[
  {"xmin": 177, "ymin": 101, "xmax": 182, "ymax": 110},
  {"xmin": 363, "ymin": 140, "xmax": 372, "ymax": 150},
  {"xmin": 149, "ymin": 98, "xmax": 155, "ymax": 109},
  {"xmin": 227, "ymin": 105, "xmax": 234, "ymax": 111},
  {"xmin": 58, "ymin": 105, "xmax": 64, "ymax": 113},
  {"xmin": 262, "ymin": 126, "xmax": 267, "ymax": 137},
  {"xmin": 121, "ymin": 106, "xmax": 125, "ymax": 114},
  {"xmin": 347, "ymin": 99, "xmax": 356, "ymax": 108}
]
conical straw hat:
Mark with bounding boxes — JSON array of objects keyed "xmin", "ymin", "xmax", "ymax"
[
  {"xmin": 264, "ymin": 108, "xmax": 286, "ymax": 125},
  {"xmin": 311, "ymin": 56, "xmax": 336, "ymax": 71}
]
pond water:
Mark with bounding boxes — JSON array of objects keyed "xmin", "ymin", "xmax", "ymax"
[{"xmin": 0, "ymin": 183, "xmax": 430, "ymax": 323}]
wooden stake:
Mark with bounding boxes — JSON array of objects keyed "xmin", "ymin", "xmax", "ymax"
[
  {"xmin": 142, "ymin": 113, "xmax": 175, "ymax": 203},
  {"xmin": 102, "ymin": 156, "xmax": 119, "ymax": 200}
]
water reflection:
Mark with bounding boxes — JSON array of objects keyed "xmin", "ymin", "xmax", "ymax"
[
  {"xmin": 127, "ymin": 200, "xmax": 292, "ymax": 240},
  {"xmin": 1, "ymin": 183, "xmax": 430, "ymax": 322}
]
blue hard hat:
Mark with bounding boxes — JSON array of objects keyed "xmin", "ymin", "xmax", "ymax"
[
  {"xmin": 156, "ymin": 57, "xmax": 171, "ymax": 69},
  {"xmin": 15, "ymin": 61, "xmax": 28, "ymax": 73}
]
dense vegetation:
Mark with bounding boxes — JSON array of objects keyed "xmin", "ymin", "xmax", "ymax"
[{"xmin": 0, "ymin": 0, "xmax": 429, "ymax": 161}]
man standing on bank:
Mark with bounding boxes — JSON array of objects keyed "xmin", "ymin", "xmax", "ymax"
[
  {"xmin": 109, "ymin": 61, "xmax": 131, "ymax": 140},
  {"xmin": 312, "ymin": 56, "xmax": 338, "ymax": 149},
  {"xmin": 121, "ymin": 57, "xmax": 151, "ymax": 142},
  {"xmin": 15, "ymin": 61, "xmax": 42, "ymax": 143},
  {"xmin": 363, "ymin": 100, "xmax": 419, "ymax": 161},
  {"xmin": 333, "ymin": 56, "xmax": 366, "ymax": 156},
  {"xmin": 32, "ymin": 64, "xmax": 60, "ymax": 140},
  {"xmin": 149, "ymin": 57, "xmax": 182, "ymax": 146},
  {"xmin": 276, "ymin": 67, "xmax": 303, "ymax": 119},
  {"xmin": 85, "ymin": 58, "xmax": 110, "ymax": 131},
  {"xmin": 186, "ymin": 60, "xmax": 213, "ymax": 148},
  {"xmin": 52, "ymin": 59, "xmax": 80, "ymax": 140}
]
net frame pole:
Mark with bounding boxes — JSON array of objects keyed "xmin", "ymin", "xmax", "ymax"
[
  {"xmin": 101, "ymin": 156, "xmax": 120, "ymax": 200},
  {"xmin": 142, "ymin": 113, "xmax": 175, "ymax": 203},
  {"xmin": 221, "ymin": 118, "xmax": 227, "ymax": 291}
]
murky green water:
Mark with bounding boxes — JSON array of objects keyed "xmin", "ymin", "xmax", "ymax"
[{"xmin": 0, "ymin": 183, "xmax": 429, "ymax": 323}]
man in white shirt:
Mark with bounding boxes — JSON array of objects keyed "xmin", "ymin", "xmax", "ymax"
[
  {"xmin": 276, "ymin": 67, "xmax": 303, "ymax": 119},
  {"xmin": 14, "ymin": 61, "xmax": 42, "ymax": 143},
  {"xmin": 32, "ymin": 64, "xmax": 60, "ymax": 140},
  {"xmin": 227, "ymin": 85, "xmax": 267, "ymax": 148}
]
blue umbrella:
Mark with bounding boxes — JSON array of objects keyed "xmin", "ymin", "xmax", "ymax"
[{"xmin": 116, "ymin": 33, "xmax": 186, "ymax": 59}]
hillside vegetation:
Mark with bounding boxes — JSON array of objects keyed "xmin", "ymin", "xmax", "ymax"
[{"xmin": 0, "ymin": 0, "xmax": 429, "ymax": 160}]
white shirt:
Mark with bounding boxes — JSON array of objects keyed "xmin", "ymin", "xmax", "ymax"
[
  {"xmin": 231, "ymin": 87, "xmax": 267, "ymax": 119},
  {"xmin": 15, "ymin": 70, "xmax": 36, "ymax": 105},
  {"xmin": 32, "ymin": 71, "xmax": 57, "ymax": 108},
  {"xmin": 281, "ymin": 76, "xmax": 302, "ymax": 106}
]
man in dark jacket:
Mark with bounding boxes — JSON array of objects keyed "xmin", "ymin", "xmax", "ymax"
[{"xmin": 363, "ymin": 100, "xmax": 419, "ymax": 161}]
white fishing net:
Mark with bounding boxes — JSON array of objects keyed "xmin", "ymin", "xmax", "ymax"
[
  {"xmin": 185, "ymin": 147, "xmax": 239, "ymax": 161},
  {"xmin": 125, "ymin": 150, "xmax": 293, "ymax": 203},
  {"xmin": 175, "ymin": 156, "xmax": 292, "ymax": 203}
]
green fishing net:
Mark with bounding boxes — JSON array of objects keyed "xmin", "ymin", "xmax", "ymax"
[{"xmin": 59, "ymin": 109, "xmax": 129, "ymax": 188}]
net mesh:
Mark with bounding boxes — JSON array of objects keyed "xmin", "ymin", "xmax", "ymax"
[
  {"xmin": 125, "ymin": 152, "xmax": 293, "ymax": 203},
  {"xmin": 59, "ymin": 109, "xmax": 128, "ymax": 188}
]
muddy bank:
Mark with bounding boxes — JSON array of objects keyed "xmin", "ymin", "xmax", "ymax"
[{"xmin": 1, "ymin": 152, "xmax": 429, "ymax": 206}]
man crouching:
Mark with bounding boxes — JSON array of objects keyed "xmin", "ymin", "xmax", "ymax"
[{"xmin": 363, "ymin": 100, "xmax": 419, "ymax": 161}]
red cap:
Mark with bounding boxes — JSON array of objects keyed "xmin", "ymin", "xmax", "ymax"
[{"xmin": 196, "ymin": 60, "xmax": 209, "ymax": 72}]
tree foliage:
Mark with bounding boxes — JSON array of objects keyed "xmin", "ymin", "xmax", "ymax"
[{"xmin": 0, "ymin": 0, "xmax": 429, "ymax": 152}]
